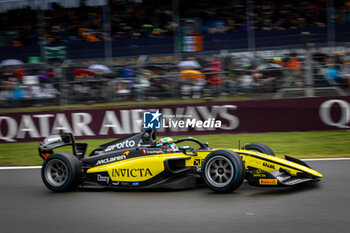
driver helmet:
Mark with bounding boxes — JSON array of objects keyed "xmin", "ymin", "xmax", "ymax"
[{"xmin": 159, "ymin": 137, "xmax": 178, "ymax": 152}]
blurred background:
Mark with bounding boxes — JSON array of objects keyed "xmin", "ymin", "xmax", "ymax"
[{"xmin": 1, "ymin": 0, "xmax": 350, "ymax": 108}]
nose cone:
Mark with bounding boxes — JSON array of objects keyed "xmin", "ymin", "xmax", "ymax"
[{"xmin": 314, "ymin": 171, "xmax": 323, "ymax": 178}]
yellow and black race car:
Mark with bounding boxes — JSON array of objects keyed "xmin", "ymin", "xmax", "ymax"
[{"xmin": 38, "ymin": 130, "xmax": 323, "ymax": 193}]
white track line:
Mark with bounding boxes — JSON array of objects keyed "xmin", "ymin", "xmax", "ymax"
[
  {"xmin": 302, "ymin": 158, "xmax": 350, "ymax": 161},
  {"xmin": 0, "ymin": 166, "xmax": 41, "ymax": 170},
  {"xmin": 0, "ymin": 158, "xmax": 350, "ymax": 170}
]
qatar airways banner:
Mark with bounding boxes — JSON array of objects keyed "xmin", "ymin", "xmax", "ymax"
[{"xmin": 0, "ymin": 96, "xmax": 350, "ymax": 143}]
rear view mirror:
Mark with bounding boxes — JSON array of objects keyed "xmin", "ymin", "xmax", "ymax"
[{"xmin": 179, "ymin": 146, "xmax": 190, "ymax": 150}]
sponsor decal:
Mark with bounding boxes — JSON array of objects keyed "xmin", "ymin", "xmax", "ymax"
[
  {"xmin": 249, "ymin": 170, "xmax": 267, "ymax": 177},
  {"xmin": 41, "ymin": 153, "xmax": 51, "ymax": 159},
  {"xmin": 96, "ymin": 155, "xmax": 127, "ymax": 165},
  {"xmin": 263, "ymin": 162, "xmax": 276, "ymax": 169},
  {"xmin": 111, "ymin": 168, "xmax": 153, "ymax": 178},
  {"xmin": 249, "ymin": 169, "xmax": 267, "ymax": 177},
  {"xmin": 249, "ymin": 169, "xmax": 263, "ymax": 174},
  {"xmin": 0, "ymin": 105, "xmax": 239, "ymax": 142},
  {"xmin": 112, "ymin": 182, "xmax": 120, "ymax": 186},
  {"xmin": 259, "ymin": 179, "xmax": 278, "ymax": 185},
  {"xmin": 143, "ymin": 110, "xmax": 162, "ymax": 129},
  {"xmin": 132, "ymin": 182, "xmax": 140, "ymax": 187},
  {"xmin": 144, "ymin": 150, "xmax": 163, "ymax": 154},
  {"xmin": 120, "ymin": 182, "xmax": 130, "ymax": 187},
  {"xmin": 142, "ymin": 150, "xmax": 163, "ymax": 155},
  {"xmin": 105, "ymin": 140, "xmax": 135, "ymax": 151},
  {"xmin": 194, "ymin": 159, "xmax": 201, "ymax": 166},
  {"xmin": 319, "ymin": 99, "xmax": 350, "ymax": 128},
  {"xmin": 97, "ymin": 174, "xmax": 110, "ymax": 183},
  {"xmin": 7, "ymin": 97, "xmax": 350, "ymax": 143},
  {"xmin": 46, "ymin": 135, "xmax": 62, "ymax": 143}
]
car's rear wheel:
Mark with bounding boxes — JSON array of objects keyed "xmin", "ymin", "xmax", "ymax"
[
  {"xmin": 202, "ymin": 150, "xmax": 245, "ymax": 193},
  {"xmin": 41, "ymin": 153, "xmax": 81, "ymax": 192},
  {"xmin": 242, "ymin": 142, "xmax": 275, "ymax": 156}
]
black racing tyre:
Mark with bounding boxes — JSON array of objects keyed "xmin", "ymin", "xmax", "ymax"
[
  {"xmin": 41, "ymin": 153, "xmax": 82, "ymax": 192},
  {"xmin": 202, "ymin": 150, "xmax": 245, "ymax": 193},
  {"xmin": 242, "ymin": 142, "xmax": 275, "ymax": 156}
]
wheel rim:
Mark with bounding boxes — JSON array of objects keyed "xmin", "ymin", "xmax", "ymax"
[
  {"xmin": 45, "ymin": 159, "xmax": 69, "ymax": 187},
  {"xmin": 205, "ymin": 156, "xmax": 234, "ymax": 188}
]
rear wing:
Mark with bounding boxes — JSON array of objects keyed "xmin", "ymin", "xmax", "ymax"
[{"xmin": 38, "ymin": 133, "xmax": 87, "ymax": 160}]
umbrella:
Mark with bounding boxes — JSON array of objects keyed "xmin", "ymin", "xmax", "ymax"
[
  {"xmin": 88, "ymin": 64, "xmax": 112, "ymax": 74},
  {"xmin": 256, "ymin": 63, "xmax": 282, "ymax": 70},
  {"xmin": 178, "ymin": 60, "xmax": 201, "ymax": 69},
  {"xmin": 37, "ymin": 74, "xmax": 53, "ymax": 83},
  {"xmin": 179, "ymin": 70, "xmax": 205, "ymax": 80},
  {"xmin": 73, "ymin": 68, "xmax": 95, "ymax": 77},
  {"xmin": 0, "ymin": 59, "xmax": 24, "ymax": 67},
  {"xmin": 2, "ymin": 71, "xmax": 15, "ymax": 76},
  {"xmin": 44, "ymin": 72, "xmax": 54, "ymax": 77}
]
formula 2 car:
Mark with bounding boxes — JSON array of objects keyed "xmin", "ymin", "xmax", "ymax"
[{"xmin": 38, "ymin": 130, "xmax": 323, "ymax": 193}]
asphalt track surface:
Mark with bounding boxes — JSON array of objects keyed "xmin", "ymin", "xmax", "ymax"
[{"xmin": 0, "ymin": 160, "xmax": 349, "ymax": 233}]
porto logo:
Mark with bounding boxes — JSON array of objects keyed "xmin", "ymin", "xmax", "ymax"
[
  {"xmin": 105, "ymin": 140, "xmax": 135, "ymax": 152},
  {"xmin": 143, "ymin": 110, "xmax": 161, "ymax": 129}
]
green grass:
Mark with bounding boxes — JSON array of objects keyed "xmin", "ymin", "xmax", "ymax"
[{"xmin": 0, "ymin": 130, "xmax": 349, "ymax": 166}]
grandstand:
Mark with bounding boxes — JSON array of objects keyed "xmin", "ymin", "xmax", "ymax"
[{"xmin": 0, "ymin": 0, "xmax": 349, "ymax": 108}]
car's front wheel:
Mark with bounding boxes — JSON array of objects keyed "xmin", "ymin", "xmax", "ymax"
[
  {"xmin": 41, "ymin": 153, "xmax": 82, "ymax": 192},
  {"xmin": 202, "ymin": 150, "xmax": 245, "ymax": 193}
]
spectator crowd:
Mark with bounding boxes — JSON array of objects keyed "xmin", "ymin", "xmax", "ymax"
[
  {"xmin": 1, "ymin": 49, "xmax": 350, "ymax": 108},
  {"xmin": 1, "ymin": 0, "xmax": 350, "ymax": 108},
  {"xmin": 1, "ymin": 0, "xmax": 350, "ymax": 46}
]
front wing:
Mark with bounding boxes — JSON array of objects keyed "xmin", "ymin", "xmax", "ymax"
[{"xmin": 247, "ymin": 166, "xmax": 319, "ymax": 187}]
